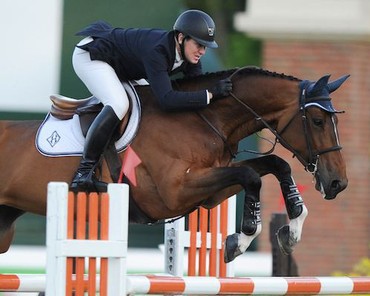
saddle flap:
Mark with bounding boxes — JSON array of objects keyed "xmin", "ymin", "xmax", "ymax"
[{"xmin": 38, "ymin": 81, "xmax": 141, "ymax": 157}]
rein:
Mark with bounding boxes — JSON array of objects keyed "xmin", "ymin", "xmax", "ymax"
[
  {"xmin": 196, "ymin": 112, "xmax": 237, "ymax": 158},
  {"xmin": 231, "ymin": 68, "xmax": 342, "ymax": 175},
  {"xmin": 200, "ymin": 67, "xmax": 342, "ymax": 176}
]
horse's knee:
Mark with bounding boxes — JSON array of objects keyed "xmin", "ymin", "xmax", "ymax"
[
  {"xmin": 268, "ymin": 154, "xmax": 292, "ymax": 176},
  {"xmin": 240, "ymin": 167, "xmax": 261, "ymax": 192},
  {"xmin": 249, "ymin": 171, "xmax": 262, "ymax": 191}
]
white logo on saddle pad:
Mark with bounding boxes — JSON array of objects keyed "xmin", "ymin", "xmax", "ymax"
[
  {"xmin": 35, "ymin": 82, "xmax": 141, "ymax": 157},
  {"xmin": 47, "ymin": 131, "xmax": 61, "ymax": 147}
]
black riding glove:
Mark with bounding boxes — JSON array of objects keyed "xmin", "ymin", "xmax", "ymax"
[{"xmin": 210, "ymin": 78, "xmax": 233, "ymax": 100}]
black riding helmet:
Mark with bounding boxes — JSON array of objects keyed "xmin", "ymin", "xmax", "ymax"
[{"xmin": 173, "ymin": 10, "xmax": 218, "ymax": 49}]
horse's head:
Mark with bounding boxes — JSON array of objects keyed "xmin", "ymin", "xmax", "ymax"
[
  {"xmin": 278, "ymin": 74, "xmax": 350, "ymax": 200},
  {"xmin": 181, "ymin": 67, "xmax": 349, "ymax": 199}
]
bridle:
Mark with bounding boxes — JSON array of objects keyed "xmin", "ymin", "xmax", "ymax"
[
  {"xmin": 261, "ymin": 82, "xmax": 342, "ymax": 175},
  {"xmin": 199, "ymin": 68, "xmax": 343, "ymax": 176},
  {"xmin": 233, "ymin": 69, "xmax": 343, "ymax": 175}
]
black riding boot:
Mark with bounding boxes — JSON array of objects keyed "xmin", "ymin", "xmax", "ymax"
[{"xmin": 70, "ymin": 105, "xmax": 120, "ymax": 192}]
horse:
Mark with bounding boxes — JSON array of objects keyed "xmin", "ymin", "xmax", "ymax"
[{"xmin": 0, "ymin": 67, "xmax": 349, "ymax": 263}]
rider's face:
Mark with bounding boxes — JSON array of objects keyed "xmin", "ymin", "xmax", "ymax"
[
  {"xmin": 184, "ymin": 39, "xmax": 206, "ymax": 64},
  {"xmin": 178, "ymin": 34, "xmax": 206, "ymax": 64}
]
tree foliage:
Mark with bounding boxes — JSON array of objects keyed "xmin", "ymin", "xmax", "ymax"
[
  {"xmin": 184, "ymin": 0, "xmax": 261, "ymax": 68},
  {"xmin": 333, "ymin": 257, "xmax": 370, "ymax": 276}
]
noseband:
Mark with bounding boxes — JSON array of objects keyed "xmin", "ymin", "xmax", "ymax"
[{"xmin": 227, "ymin": 71, "xmax": 342, "ymax": 176}]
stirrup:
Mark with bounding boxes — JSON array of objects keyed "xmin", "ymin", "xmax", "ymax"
[
  {"xmin": 70, "ymin": 179, "xmax": 107, "ymax": 193},
  {"xmin": 70, "ymin": 171, "xmax": 108, "ymax": 193}
]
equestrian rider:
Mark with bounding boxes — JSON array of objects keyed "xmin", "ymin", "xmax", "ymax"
[{"xmin": 70, "ymin": 9, "xmax": 233, "ymax": 192}]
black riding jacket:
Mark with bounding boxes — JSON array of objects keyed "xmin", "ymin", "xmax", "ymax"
[{"xmin": 76, "ymin": 20, "xmax": 208, "ymax": 111}]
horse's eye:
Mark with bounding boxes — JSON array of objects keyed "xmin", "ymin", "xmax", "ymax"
[{"xmin": 313, "ymin": 118, "xmax": 324, "ymax": 127}]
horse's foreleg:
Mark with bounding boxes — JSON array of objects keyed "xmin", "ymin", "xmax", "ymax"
[
  {"xmin": 223, "ymin": 167, "xmax": 262, "ymax": 263},
  {"xmin": 0, "ymin": 206, "xmax": 25, "ymax": 253},
  {"xmin": 233, "ymin": 155, "xmax": 308, "ymax": 254},
  {"xmin": 278, "ymin": 173, "xmax": 308, "ymax": 255}
]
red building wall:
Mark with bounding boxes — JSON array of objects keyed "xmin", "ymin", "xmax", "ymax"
[{"xmin": 258, "ymin": 40, "xmax": 370, "ymax": 275}]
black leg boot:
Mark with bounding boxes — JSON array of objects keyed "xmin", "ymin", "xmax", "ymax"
[{"xmin": 70, "ymin": 105, "xmax": 120, "ymax": 192}]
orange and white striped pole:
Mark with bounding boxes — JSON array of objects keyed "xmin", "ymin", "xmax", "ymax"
[{"xmin": 2, "ymin": 274, "xmax": 370, "ymax": 294}]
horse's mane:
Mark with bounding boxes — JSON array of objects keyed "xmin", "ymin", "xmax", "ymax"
[{"xmin": 174, "ymin": 66, "xmax": 301, "ymax": 84}]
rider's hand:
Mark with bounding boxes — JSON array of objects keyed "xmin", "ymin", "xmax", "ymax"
[{"xmin": 210, "ymin": 78, "xmax": 233, "ymax": 100}]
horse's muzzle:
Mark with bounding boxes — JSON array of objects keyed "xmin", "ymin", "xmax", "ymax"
[{"xmin": 315, "ymin": 173, "xmax": 348, "ymax": 200}]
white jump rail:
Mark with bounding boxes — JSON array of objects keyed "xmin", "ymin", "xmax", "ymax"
[{"xmin": 1, "ymin": 274, "xmax": 370, "ymax": 294}]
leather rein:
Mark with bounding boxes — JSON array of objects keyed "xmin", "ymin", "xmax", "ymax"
[{"xmin": 198, "ymin": 68, "xmax": 342, "ymax": 176}]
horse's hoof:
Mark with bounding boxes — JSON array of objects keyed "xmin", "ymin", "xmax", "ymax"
[
  {"xmin": 276, "ymin": 225, "xmax": 294, "ymax": 255},
  {"xmin": 224, "ymin": 233, "xmax": 242, "ymax": 263}
]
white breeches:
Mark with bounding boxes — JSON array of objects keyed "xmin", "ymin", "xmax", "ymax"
[{"xmin": 72, "ymin": 38, "xmax": 129, "ymax": 120}]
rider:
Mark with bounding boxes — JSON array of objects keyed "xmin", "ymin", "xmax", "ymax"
[{"xmin": 70, "ymin": 9, "xmax": 233, "ymax": 192}]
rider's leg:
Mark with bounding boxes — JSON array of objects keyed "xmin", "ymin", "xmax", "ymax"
[
  {"xmin": 70, "ymin": 105, "xmax": 120, "ymax": 191},
  {"xmin": 70, "ymin": 44, "xmax": 128, "ymax": 192},
  {"xmin": 72, "ymin": 44, "xmax": 128, "ymax": 120}
]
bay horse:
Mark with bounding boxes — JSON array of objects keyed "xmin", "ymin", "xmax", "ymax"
[{"xmin": 0, "ymin": 67, "xmax": 349, "ymax": 263}]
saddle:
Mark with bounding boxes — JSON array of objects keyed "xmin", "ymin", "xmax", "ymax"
[
  {"xmin": 49, "ymin": 95, "xmax": 130, "ymax": 138},
  {"xmin": 48, "ymin": 82, "xmax": 138, "ymax": 182}
]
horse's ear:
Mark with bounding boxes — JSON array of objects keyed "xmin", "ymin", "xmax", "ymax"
[
  {"xmin": 307, "ymin": 74, "xmax": 330, "ymax": 98},
  {"xmin": 309, "ymin": 74, "xmax": 331, "ymax": 95},
  {"xmin": 327, "ymin": 74, "xmax": 350, "ymax": 93}
]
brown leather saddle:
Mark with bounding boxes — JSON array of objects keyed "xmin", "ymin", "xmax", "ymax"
[
  {"xmin": 49, "ymin": 95, "xmax": 131, "ymax": 138},
  {"xmin": 48, "ymin": 93, "xmax": 133, "ymax": 182}
]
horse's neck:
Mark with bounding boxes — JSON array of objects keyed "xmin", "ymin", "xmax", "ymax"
[
  {"xmin": 215, "ymin": 77, "xmax": 300, "ymax": 144},
  {"xmin": 173, "ymin": 72, "xmax": 300, "ymax": 145}
]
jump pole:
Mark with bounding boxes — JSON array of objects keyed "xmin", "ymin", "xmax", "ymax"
[
  {"xmin": 1, "ymin": 183, "xmax": 370, "ymax": 294},
  {"xmin": 45, "ymin": 182, "xmax": 129, "ymax": 296},
  {"xmin": 126, "ymin": 275, "xmax": 370, "ymax": 294},
  {"xmin": 1, "ymin": 274, "xmax": 370, "ymax": 294},
  {"xmin": 164, "ymin": 195, "xmax": 236, "ymax": 277}
]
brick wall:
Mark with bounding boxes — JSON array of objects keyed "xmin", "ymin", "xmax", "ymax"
[{"xmin": 258, "ymin": 40, "xmax": 370, "ymax": 275}]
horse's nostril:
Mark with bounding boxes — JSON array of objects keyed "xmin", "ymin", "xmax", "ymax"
[
  {"xmin": 326, "ymin": 179, "xmax": 347, "ymax": 199},
  {"xmin": 331, "ymin": 180, "xmax": 341, "ymax": 191}
]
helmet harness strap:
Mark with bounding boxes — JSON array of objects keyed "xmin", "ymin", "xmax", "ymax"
[{"xmin": 177, "ymin": 33, "xmax": 189, "ymax": 63}]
